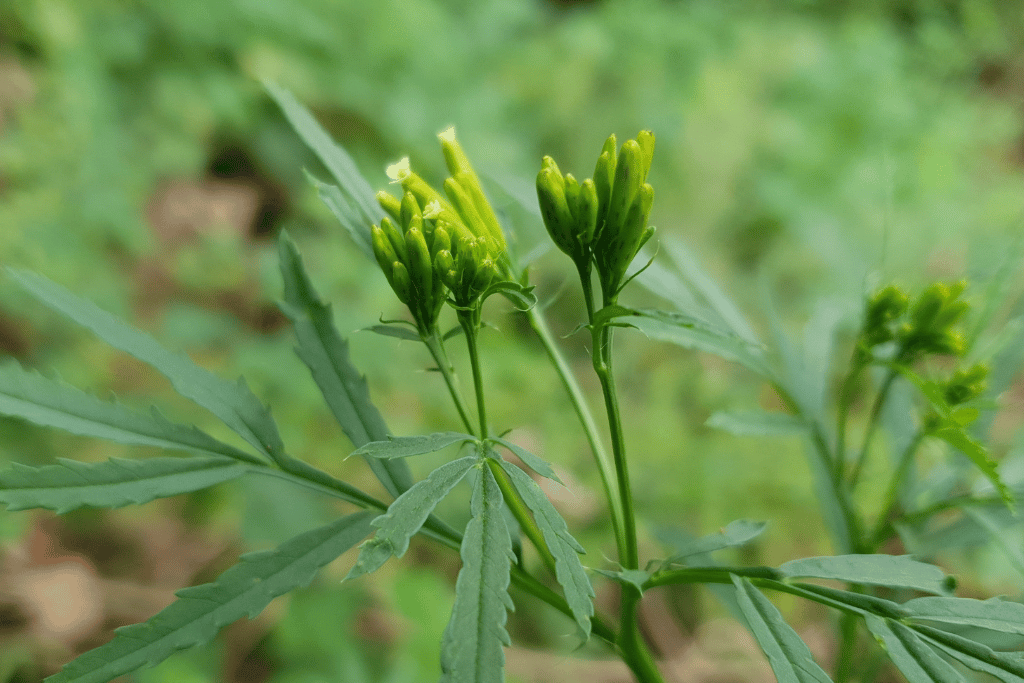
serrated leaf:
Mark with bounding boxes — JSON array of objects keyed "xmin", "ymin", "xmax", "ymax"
[
  {"xmin": 350, "ymin": 433, "xmax": 477, "ymax": 460},
  {"xmin": 441, "ymin": 464, "xmax": 514, "ymax": 683},
  {"xmin": 362, "ymin": 324, "xmax": 422, "ymax": 342},
  {"xmin": 0, "ymin": 457, "xmax": 248, "ymax": 514},
  {"xmin": 265, "ymin": 82, "xmax": 383, "ymax": 235},
  {"xmin": 496, "ymin": 457, "xmax": 592, "ymax": 637},
  {"xmin": 0, "ymin": 360, "xmax": 261, "ymax": 464},
  {"xmin": 905, "ymin": 597, "xmax": 1024, "ymax": 638},
  {"xmin": 932, "ymin": 427, "xmax": 1012, "ymax": 506},
  {"xmin": 731, "ymin": 575, "xmax": 834, "ymax": 683},
  {"xmin": 662, "ymin": 238, "xmax": 761, "ymax": 345},
  {"xmin": 865, "ymin": 615, "xmax": 965, "ymax": 683},
  {"xmin": 305, "ymin": 171, "xmax": 374, "ymax": 260},
  {"xmin": 608, "ymin": 305, "xmax": 769, "ymax": 375},
  {"xmin": 8, "ymin": 268, "xmax": 286, "ymax": 465},
  {"xmin": 46, "ymin": 510, "xmax": 376, "ymax": 683},
  {"xmin": 662, "ymin": 519, "xmax": 768, "ymax": 566},
  {"xmin": 705, "ymin": 410, "xmax": 805, "ymax": 437},
  {"xmin": 490, "ymin": 437, "xmax": 562, "ymax": 484},
  {"xmin": 347, "ymin": 455, "xmax": 477, "ymax": 580},
  {"xmin": 780, "ymin": 555, "xmax": 953, "ymax": 595},
  {"xmin": 277, "ymin": 233, "xmax": 412, "ymax": 498}
]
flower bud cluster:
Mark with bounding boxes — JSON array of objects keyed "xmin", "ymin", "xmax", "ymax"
[
  {"xmin": 372, "ymin": 128, "xmax": 511, "ymax": 322},
  {"xmin": 536, "ymin": 131, "xmax": 655, "ymax": 301}
]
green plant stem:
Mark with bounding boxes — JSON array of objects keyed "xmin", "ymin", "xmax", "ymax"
[
  {"xmin": 526, "ymin": 302, "xmax": 626, "ymax": 565},
  {"xmin": 591, "ymin": 304, "xmax": 664, "ymax": 683},
  {"xmin": 835, "ymin": 355, "xmax": 867, "ymax": 478},
  {"xmin": 849, "ymin": 368, "xmax": 898, "ymax": 488},
  {"xmin": 459, "ymin": 307, "xmax": 560, "ymax": 577},
  {"xmin": 869, "ymin": 429, "xmax": 926, "ymax": 549},
  {"xmin": 422, "ymin": 326, "xmax": 476, "ymax": 434},
  {"xmin": 835, "ymin": 611, "xmax": 860, "ymax": 683}
]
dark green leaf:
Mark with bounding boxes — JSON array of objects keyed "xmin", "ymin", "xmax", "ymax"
[
  {"xmin": 917, "ymin": 624, "xmax": 1024, "ymax": 683},
  {"xmin": 46, "ymin": 511, "xmax": 375, "ymax": 683},
  {"xmin": 497, "ymin": 458, "xmax": 593, "ymax": 637},
  {"xmin": 441, "ymin": 464, "xmax": 514, "ymax": 683},
  {"xmin": 0, "ymin": 457, "xmax": 248, "ymax": 514},
  {"xmin": 362, "ymin": 324, "xmax": 422, "ymax": 342},
  {"xmin": 0, "ymin": 360, "xmax": 261, "ymax": 464},
  {"xmin": 865, "ymin": 615, "xmax": 965, "ymax": 683},
  {"xmin": 347, "ymin": 455, "xmax": 477, "ymax": 580},
  {"xmin": 277, "ymin": 233, "xmax": 412, "ymax": 497},
  {"xmin": 662, "ymin": 519, "xmax": 768, "ymax": 565},
  {"xmin": 351, "ymin": 433, "xmax": 477, "ymax": 460},
  {"xmin": 731, "ymin": 575, "xmax": 834, "ymax": 683},
  {"xmin": 8, "ymin": 269, "xmax": 286, "ymax": 465},
  {"xmin": 490, "ymin": 436, "xmax": 562, "ymax": 484},
  {"xmin": 780, "ymin": 555, "xmax": 953, "ymax": 595},
  {"xmin": 905, "ymin": 597, "xmax": 1024, "ymax": 638},
  {"xmin": 705, "ymin": 410, "xmax": 805, "ymax": 437}
]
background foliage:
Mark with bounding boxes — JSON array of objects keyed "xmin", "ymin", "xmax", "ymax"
[{"xmin": 1, "ymin": 0, "xmax": 1023, "ymax": 681}]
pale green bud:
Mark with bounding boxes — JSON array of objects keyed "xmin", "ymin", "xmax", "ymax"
[{"xmin": 377, "ymin": 191, "xmax": 402, "ymax": 222}]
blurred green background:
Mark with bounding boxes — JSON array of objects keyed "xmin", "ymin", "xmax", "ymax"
[{"xmin": 1, "ymin": 0, "xmax": 1023, "ymax": 681}]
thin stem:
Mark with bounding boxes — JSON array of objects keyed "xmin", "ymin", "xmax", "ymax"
[
  {"xmin": 869, "ymin": 429, "xmax": 926, "ymax": 549},
  {"xmin": 526, "ymin": 304, "xmax": 625, "ymax": 565},
  {"xmin": 848, "ymin": 368, "xmax": 898, "ymax": 488},
  {"xmin": 835, "ymin": 612, "xmax": 860, "ymax": 683},
  {"xmin": 835, "ymin": 354, "xmax": 867, "ymax": 479},
  {"xmin": 460, "ymin": 307, "xmax": 560, "ymax": 578},
  {"xmin": 422, "ymin": 326, "xmax": 476, "ymax": 434}
]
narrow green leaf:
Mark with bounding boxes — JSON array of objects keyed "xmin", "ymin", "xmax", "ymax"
[
  {"xmin": 932, "ymin": 427, "xmax": 1012, "ymax": 506},
  {"xmin": 916, "ymin": 624, "xmax": 1024, "ymax": 683},
  {"xmin": 906, "ymin": 597, "xmax": 1024, "ymax": 638},
  {"xmin": 780, "ymin": 555, "xmax": 954, "ymax": 595},
  {"xmin": 350, "ymin": 433, "xmax": 477, "ymax": 460},
  {"xmin": 482, "ymin": 281, "xmax": 537, "ymax": 312},
  {"xmin": 362, "ymin": 324, "xmax": 422, "ymax": 342},
  {"xmin": 277, "ymin": 233, "xmax": 412, "ymax": 497},
  {"xmin": 705, "ymin": 410, "xmax": 805, "ymax": 437},
  {"xmin": 490, "ymin": 436, "xmax": 563, "ymax": 484},
  {"xmin": 0, "ymin": 457, "xmax": 248, "ymax": 514},
  {"xmin": 265, "ymin": 82, "xmax": 383, "ymax": 231},
  {"xmin": 731, "ymin": 575, "xmax": 834, "ymax": 683},
  {"xmin": 441, "ymin": 464, "xmax": 514, "ymax": 683},
  {"xmin": 347, "ymin": 455, "xmax": 477, "ymax": 580},
  {"xmin": 46, "ymin": 510, "xmax": 376, "ymax": 683},
  {"xmin": 496, "ymin": 457, "xmax": 593, "ymax": 637},
  {"xmin": 8, "ymin": 269, "xmax": 285, "ymax": 465},
  {"xmin": 662, "ymin": 519, "xmax": 768, "ymax": 566},
  {"xmin": 865, "ymin": 615, "xmax": 965, "ymax": 683},
  {"xmin": 0, "ymin": 360, "xmax": 261, "ymax": 464}
]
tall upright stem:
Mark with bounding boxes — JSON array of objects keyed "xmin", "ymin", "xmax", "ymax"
[{"xmin": 422, "ymin": 327, "xmax": 476, "ymax": 434}]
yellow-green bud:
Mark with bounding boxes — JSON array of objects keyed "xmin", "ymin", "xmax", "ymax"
[
  {"xmin": 536, "ymin": 166, "xmax": 575, "ymax": 255},
  {"xmin": 636, "ymin": 130, "xmax": 655, "ymax": 181},
  {"xmin": 371, "ymin": 224, "xmax": 398, "ymax": 286},
  {"xmin": 377, "ymin": 191, "xmax": 402, "ymax": 222},
  {"xmin": 578, "ymin": 178, "xmax": 599, "ymax": 244},
  {"xmin": 380, "ymin": 216, "xmax": 407, "ymax": 262},
  {"xmin": 432, "ymin": 225, "xmax": 451, "ymax": 256},
  {"xmin": 444, "ymin": 176, "xmax": 489, "ymax": 241},
  {"xmin": 438, "ymin": 126, "xmax": 476, "ymax": 180},
  {"xmin": 392, "ymin": 261, "xmax": 413, "ymax": 304},
  {"xmin": 435, "ymin": 250, "xmax": 456, "ymax": 289},
  {"xmin": 405, "ymin": 226, "xmax": 433, "ymax": 298},
  {"xmin": 452, "ymin": 171, "xmax": 507, "ymax": 256},
  {"xmin": 400, "ymin": 192, "xmax": 422, "ymax": 231},
  {"xmin": 564, "ymin": 173, "xmax": 581, "ymax": 222},
  {"xmin": 593, "ymin": 150, "xmax": 615, "ymax": 235},
  {"xmin": 605, "ymin": 139, "xmax": 644, "ymax": 236}
]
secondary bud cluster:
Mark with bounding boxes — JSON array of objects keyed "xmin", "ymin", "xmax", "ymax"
[
  {"xmin": 536, "ymin": 131, "xmax": 655, "ymax": 301},
  {"xmin": 372, "ymin": 128, "xmax": 511, "ymax": 324},
  {"xmin": 943, "ymin": 363, "xmax": 988, "ymax": 406},
  {"xmin": 857, "ymin": 281, "xmax": 970, "ymax": 364}
]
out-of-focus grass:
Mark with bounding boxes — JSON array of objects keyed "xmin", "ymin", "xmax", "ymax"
[{"xmin": 1, "ymin": 0, "xmax": 1023, "ymax": 680}]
